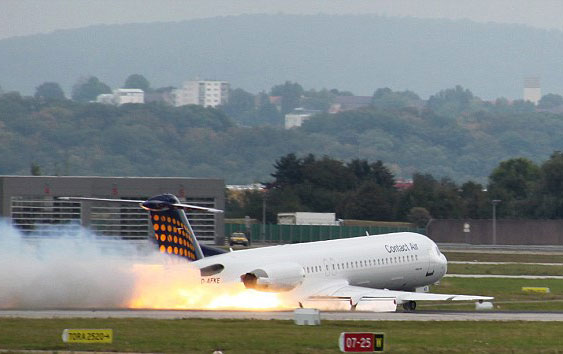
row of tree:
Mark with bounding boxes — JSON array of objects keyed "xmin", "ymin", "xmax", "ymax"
[
  {"xmin": 28, "ymin": 75, "xmax": 563, "ymax": 127},
  {"xmin": 2, "ymin": 83, "xmax": 563, "ymax": 185},
  {"xmin": 32, "ymin": 74, "xmax": 152, "ymax": 102},
  {"xmin": 227, "ymin": 153, "xmax": 563, "ymax": 225}
]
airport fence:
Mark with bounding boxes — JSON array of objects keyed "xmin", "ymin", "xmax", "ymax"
[{"xmin": 224, "ymin": 223, "xmax": 425, "ymax": 244}]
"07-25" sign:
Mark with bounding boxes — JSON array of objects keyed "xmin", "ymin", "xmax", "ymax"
[{"xmin": 338, "ymin": 332, "xmax": 384, "ymax": 352}]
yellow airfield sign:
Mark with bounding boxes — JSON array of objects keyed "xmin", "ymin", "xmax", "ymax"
[{"xmin": 62, "ymin": 329, "xmax": 113, "ymax": 343}]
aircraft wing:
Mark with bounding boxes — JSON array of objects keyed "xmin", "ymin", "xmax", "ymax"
[{"xmin": 306, "ymin": 280, "xmax": 493, "ymax": 305}]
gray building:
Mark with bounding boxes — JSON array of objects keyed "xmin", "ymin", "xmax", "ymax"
[{"xmin": 0, "ymin": 176, "xmax": 225, "ymax": 245}]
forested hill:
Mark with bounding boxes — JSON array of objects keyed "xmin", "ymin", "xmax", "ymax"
[
  {"xmin": 1, "ymin": 92, "xmax": 563, "ymax": 184},
  {"xmin": 1, "ymin": 14, "xmax": 563, "ymax": 98}
]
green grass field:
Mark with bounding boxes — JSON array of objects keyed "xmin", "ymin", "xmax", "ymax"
[
  {"xmin": 421, "ymin": 275, "xmax": 563, "ymax": 311},
  {"xmin": 0, "ymin": 318, "xmax": 562, "ymax": 353}
]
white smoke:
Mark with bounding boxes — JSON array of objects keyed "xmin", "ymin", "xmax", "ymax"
[
  {"xmin": 0, "ymin": 221, "xmax": 296, "ymax": 311},
  {"xmin": 0, "ymin": 221, "xmax": 168, "ymax": 309}
]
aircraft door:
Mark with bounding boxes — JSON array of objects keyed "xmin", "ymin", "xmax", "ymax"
[
  {"xmin": 426, "ymin": 248, "xmax": 436, "ymax": 277},
  {"xmin": 329, "ymin": 257, "xmax": 336, "ymax": 276},
  {"xmin": 323, "ymin": 258, "xmax": 331, "ymax": 277}
]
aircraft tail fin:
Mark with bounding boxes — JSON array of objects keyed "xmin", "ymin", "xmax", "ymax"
[
  {"xmin": 146, "ymin": 194, "xmax": 206, "ymax": 261},
  {"xmin": 59, "ymin": 194, "xmax": 223, "ymax": 262}
]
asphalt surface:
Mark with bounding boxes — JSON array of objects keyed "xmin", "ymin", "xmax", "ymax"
[{"xmin": 1, "ymin": 309, "xmax": 563, "ymax": 321}]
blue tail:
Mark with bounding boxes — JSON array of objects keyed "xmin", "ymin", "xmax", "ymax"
[{"xmin": 146, "ymin": 194, "xmax": 204, "ymax": 261}]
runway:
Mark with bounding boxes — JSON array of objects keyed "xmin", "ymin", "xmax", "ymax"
[{"xmin": 1, "ymin": 309, "xmax": 563, "ymax": 321}]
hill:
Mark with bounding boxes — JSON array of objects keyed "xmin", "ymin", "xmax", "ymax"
[{"xmin": 1, "ymin": 14, "xmax": 563, "ymax": 98}]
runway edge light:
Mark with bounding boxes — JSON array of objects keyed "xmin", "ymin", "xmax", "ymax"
[{"xmin": 62, "ymin": 329, "xmax": 113, "ymax": 343}]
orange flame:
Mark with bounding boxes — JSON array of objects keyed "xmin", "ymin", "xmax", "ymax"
[{"xmin": 127, "ymin": 263, "xmax": 294, "ymax": 311}]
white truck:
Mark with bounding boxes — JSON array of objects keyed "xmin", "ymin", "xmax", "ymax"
[{"xmin": 277, "ymin": 212, "xmax": 340, "ymax": 226}]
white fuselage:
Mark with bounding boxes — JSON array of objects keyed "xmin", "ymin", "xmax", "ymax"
[{"xmin": 194, "ymin": 232, "xmax": 447, "ymax": 295}]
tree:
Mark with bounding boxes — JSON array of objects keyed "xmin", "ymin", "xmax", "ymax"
[
  {"xmin": 533, "ymin": 151, "xmax": 563, "ymax": 218},
  {"xmin": 255, "ymin": 93, "xmax": 283, "ymax": 126},
  {"xmin": 347, "ymin": 159, "xmax": 395, "ymax": 189},
  {"xmin": 539, "ymin": 152, "xmax": 563, "ymax": 195},
  {"xmin": 34, "ymin": 82, "xmax": 65, "ymax": 100},
  {"xmin": 427, "ymin": 85, "xmax": 474, "ymax": 116},
  {"xmin": 270, "ymin": 81, "xmax": 304, "ymax": 114},
  {"xmin": 71, "ymin": 76, "xmax": 112, "ymax": 102},
  {"xmin": 489, "ymin": 158, "xmax": 540, "ymax": 200},
  {"xmin": 221, "ymin": 88, "xmax": 255, "ymax": 124},
  {"xmin": 407, "ymin": 207, "xmax": 431, "ymax": 227},
  {"xmin": 372, "ymin": 88, "xmax": 420, "ymax": 109},
  {"xmin": 397, "ymin": 174, "xmax": 463, "ymax": 219},
  {"xmin": 30, "ymin": 163, "xmax": 42, "ymax": 176},
  {"xmin": 270, "ymin": 153, "xmax": 304, "ymax": 188},
  {"xmin": 460, "ymin": 181, "xmax": 489, "ymax": 218},
  {"xmin": 339, "ymin": 181, "xmax": 396, "ymax": 220},
  {"xmin": 537, "ymin": 94, "xmax": 563, "ymax": 109},
  {"xmin": 123, "ymin": 74, "xmax": 151, "ymax": 92},
  {"xmin": 488, "ymin": 157, "xmax": 540, "ymax": 217}
]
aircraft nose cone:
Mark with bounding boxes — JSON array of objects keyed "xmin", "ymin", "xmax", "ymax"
[{"xmin": 440, "ymin": 254, "xmax": 448, "ymax": 274}]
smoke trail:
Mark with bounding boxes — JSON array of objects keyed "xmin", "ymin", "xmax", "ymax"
[
  {"xmin": 0, "ymin": 221, "xmax": 293, "ymax": 311},
  {"xmin": 0, "ymin": 221, "xmax": 164, "ymax": 309}
]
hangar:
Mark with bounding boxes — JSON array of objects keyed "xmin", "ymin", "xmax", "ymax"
[{"xmin": 0, "ymin": 176, "xmax": 225, "ymax": 245}]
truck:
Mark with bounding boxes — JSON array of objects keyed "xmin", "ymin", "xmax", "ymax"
[{"xmin": 277, "ymin": 212, "xmax": 340, "ymax": 226}]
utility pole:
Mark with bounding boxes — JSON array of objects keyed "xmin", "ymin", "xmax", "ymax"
[
  {"xmin": 261, "ymin": 192, "xmax": 267, "ymax": 243},
  {"xmin": 491, "ymin": 200, "xmax": 501, "ymax": 245}
]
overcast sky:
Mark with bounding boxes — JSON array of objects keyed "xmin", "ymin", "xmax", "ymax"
[{"xmin": 1, "ymin": 0, "xmax": 562, "ymax": 40}]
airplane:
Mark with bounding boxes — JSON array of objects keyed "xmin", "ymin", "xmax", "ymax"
[{"xmin": 59, "ymin": 193, "xmax": 493, "ymax": 312}]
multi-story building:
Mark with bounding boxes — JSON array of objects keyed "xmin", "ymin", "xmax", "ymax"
[
  {"xmin": 523, "ymin": 77, "xmax": 541, "ymax": 105},
  {"xmin": 174, "ymin": 80, "xmax": 229, "ymax": 108}
]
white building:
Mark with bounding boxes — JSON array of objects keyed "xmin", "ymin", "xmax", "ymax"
[
  {"xmin": 174, "ymin": 80, "xmax": 229, "ymax": 108},
  {"xmin": 96, "ymin": 94, "xmax": 115, "ymax": 105},
  {"xmin": 114, "ymin": 89, "xmax": 144, "ymax": 105},
  {"xmin": 284, "ymin": 108, "xmax": 321, "ymax": 129},
  {"xmin": 523, "ymin": 77, "xmax": 541, "ymax": 105},
  {"xmin": 96, "ymin": 89, "xmax": 144, "ymax": 105}
]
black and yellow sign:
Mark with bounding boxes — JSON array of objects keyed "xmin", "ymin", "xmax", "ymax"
[{"xmin": 62, "ymin": 329, "xmax": 113, "ymax": 343}]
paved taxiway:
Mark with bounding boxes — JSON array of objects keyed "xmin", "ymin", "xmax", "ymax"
[
  {"xmin": 1, "ymin": 309, "xmax": 562, "ymax": 321},
  {"xmin": 445, "ymin": 274, "xmax": 563, "ymax": 279}
]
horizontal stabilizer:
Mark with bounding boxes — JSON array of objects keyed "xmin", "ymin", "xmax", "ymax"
[{"xmin": 57, "ymin": 197, "xmax": 223, "ymax": 213}]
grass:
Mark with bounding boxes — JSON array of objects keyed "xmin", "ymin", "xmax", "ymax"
[
  {"xmin": 0, "ymin": 318, "xmax": 562, "ymax": 353},
  {"xmin": 447, "ymin": 263, "xmax": 563, "ymax": 276},
  {"xmin": 418, "ymin": 277, "xmax": 563, "ymax": 311}
]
